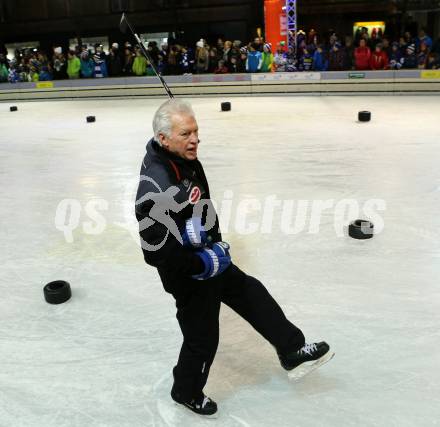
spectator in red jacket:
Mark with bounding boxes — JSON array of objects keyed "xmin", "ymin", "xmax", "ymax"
[
  {"xmin": 370, "ymin": 43, "xmax": 389, "ymax": 70},
  {"xmin": 354, "ymin": 39, "xmax": 371, "ymax": 70},
  {"xmin": 214, "ymin": 59, "xmax": 229, "ymax": 74}
]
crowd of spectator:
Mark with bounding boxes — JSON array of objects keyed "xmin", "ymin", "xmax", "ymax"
[{"xmin": 1, "ymin": 26, "xmax": 440, "ymax": 83}]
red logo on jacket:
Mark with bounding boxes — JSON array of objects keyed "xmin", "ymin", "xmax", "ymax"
[{"xmin": 189, "ymin": 186, "xmax": 201, "ymax": 204}]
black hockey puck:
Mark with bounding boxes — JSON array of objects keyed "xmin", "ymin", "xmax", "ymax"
[
  {"xmin": 44, "ymin": 280, "xmax": 72, "ymax": 304},
  {"xmin": 221, "ymin": 102, "xmax": 231, "ymax": 112},
  {"xmin": 10, "ymin": 106, "xmax": 18, "ymax": 112},
  {"xmin": 86, "ymin": 116, "xmax": 96, "ymax": 123},
  {"xmin": 348, "ymin": 219, "xmax": 374, "ymax": 240},
  {"xmin": 358, "ymin": 111, "xmax": 371, "ymax": 122}
]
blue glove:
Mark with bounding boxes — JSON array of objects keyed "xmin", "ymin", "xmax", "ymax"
[
  {"xmin": 181, "ymin": 217, "xmax": 211, "ymax": 248},
  {"xmin": 192, "ymin": 242, "xmax": 232, "ymax": 280}
]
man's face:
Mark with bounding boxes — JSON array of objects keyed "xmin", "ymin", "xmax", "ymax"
[{"xmin": 159, "ymin": 114, "xmax": 199, "ymax": 161}]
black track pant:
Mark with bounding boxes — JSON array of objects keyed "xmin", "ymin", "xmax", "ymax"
[{"xmin": 170, "ymin": 264, "xmax": 305, "ymax": 401}]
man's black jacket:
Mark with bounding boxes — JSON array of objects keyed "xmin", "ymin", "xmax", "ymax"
[{"xmin": 135, "ymin": 138, "xmax": 222, "ymax": 292}]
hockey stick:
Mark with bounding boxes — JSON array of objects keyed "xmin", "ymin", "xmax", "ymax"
[{"xmin": 120, "ymin": 13, "xmax": 174, "ymax": 98}]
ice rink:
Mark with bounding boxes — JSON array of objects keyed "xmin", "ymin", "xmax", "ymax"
[{"xmin": 1, "ymin": 95, "xmax": 440, "ymax": 427}]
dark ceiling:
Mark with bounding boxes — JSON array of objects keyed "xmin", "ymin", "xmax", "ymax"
[{"xmin": 0, "ymin": 0, "xmax": 438, "ymax": 43}]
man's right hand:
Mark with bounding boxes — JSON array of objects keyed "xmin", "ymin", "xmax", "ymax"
[
  {"xmin": 181, "ymin": 217, "xmax": 211, "ymax": 248},
  {"xmin": 192, "ymin": 242, "xmax": 231, "ymax": 280}
]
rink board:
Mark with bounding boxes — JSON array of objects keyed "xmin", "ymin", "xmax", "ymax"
[{"xmin": 1, "ymin": 70, "xmax": 440, "ymax": 101}]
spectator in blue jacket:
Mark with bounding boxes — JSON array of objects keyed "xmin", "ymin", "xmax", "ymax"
[
  {"xmin": 299, "ymin": 46, "xmax": 313, "ymax": 71},
  {"xmin": 179, "ymin": 46, "xmax": 193, "ymax": 74},
  {"xmin": 328, "ymin": 42, "xmax": 346, "ymax": 71},
  {"xmin": 39, "ymin": 65, "xmax": 52, "ymax": 81},
  {"xmin": 93, "ymin": 53, "xmax": 108, "ymax": 78},
  {"xmin": 80, "ymin": 51, "xmax": 95, "ymax": 78},
  {"xmin": 402, "ymin": 44, "xmax": 418, "ymax": 69},
  {"xmin": 313, "ymin": 45, "xmax": 328, "ymax": 71},
  {"xmin": 8, "ymin": 64, "xmax": 20, "ymax": 83},
  {"xmin": 389, "ymin": 42, "xmax": 403, "ymax": 70},
  {"xmin": 417, "ymin": 28, "xmax": 433, "ymax": 50},
  {"xmin": 246, "ymin": 43, "xmax": 262, "ymax": 73}
]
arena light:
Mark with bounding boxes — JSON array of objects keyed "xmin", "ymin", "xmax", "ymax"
[
  {"xmin": 354, "ymin": 21, "xmax": 386, "ymax": 28},
  {"xmin": 353, "ymin": 21, "xmax": 386, "ymax": 37}
]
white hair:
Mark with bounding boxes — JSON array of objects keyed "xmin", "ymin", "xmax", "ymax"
[{"xmin": 152, "ymin": 99, "xmax": 195, "ymax": 142}]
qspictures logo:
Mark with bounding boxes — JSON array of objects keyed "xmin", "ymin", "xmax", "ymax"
[{"xmin": 55, "ymin": 175, "xmax": 386, "ymax": 249}]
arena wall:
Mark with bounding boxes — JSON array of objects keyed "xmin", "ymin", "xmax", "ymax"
[{"xmin": 1, "ymin": 70, "xmax": 440, "ymax": 101}]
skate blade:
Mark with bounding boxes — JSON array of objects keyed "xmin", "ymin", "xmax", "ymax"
[
  {"xmin": 287, "ymin": 351, "xmax": 335, "ymax": 381},
  {"xmin": 173, "ymin": 402, "xmax": 219, "ymax": 419}
]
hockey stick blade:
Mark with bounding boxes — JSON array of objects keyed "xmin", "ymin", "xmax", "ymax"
[{"xmin": 119, "ymin": 13, "xmax": 128, "ymax": 34}]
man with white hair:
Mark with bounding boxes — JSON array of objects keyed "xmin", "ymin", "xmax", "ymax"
[{"xmin": 135, "ymin": 99, "xmax": 332, "ymax": 416}]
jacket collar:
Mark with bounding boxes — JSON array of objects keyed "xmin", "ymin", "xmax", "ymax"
[{"xmin": 146, "ymin": 138, "xmax": 198, "ymax": 167}]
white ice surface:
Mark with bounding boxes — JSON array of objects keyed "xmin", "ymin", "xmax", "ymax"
[{"xmin": 1, "ymin": 96, "xmax": 440, "ymax": 427}]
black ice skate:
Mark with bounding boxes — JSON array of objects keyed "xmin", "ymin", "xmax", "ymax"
[
  {"xmin": 278, "ymin": 342, "xmax": 334, "ymax": 381},
  {"xmin": 171, "ymin": 389, "xmax": 218, "ymax": 416}
]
